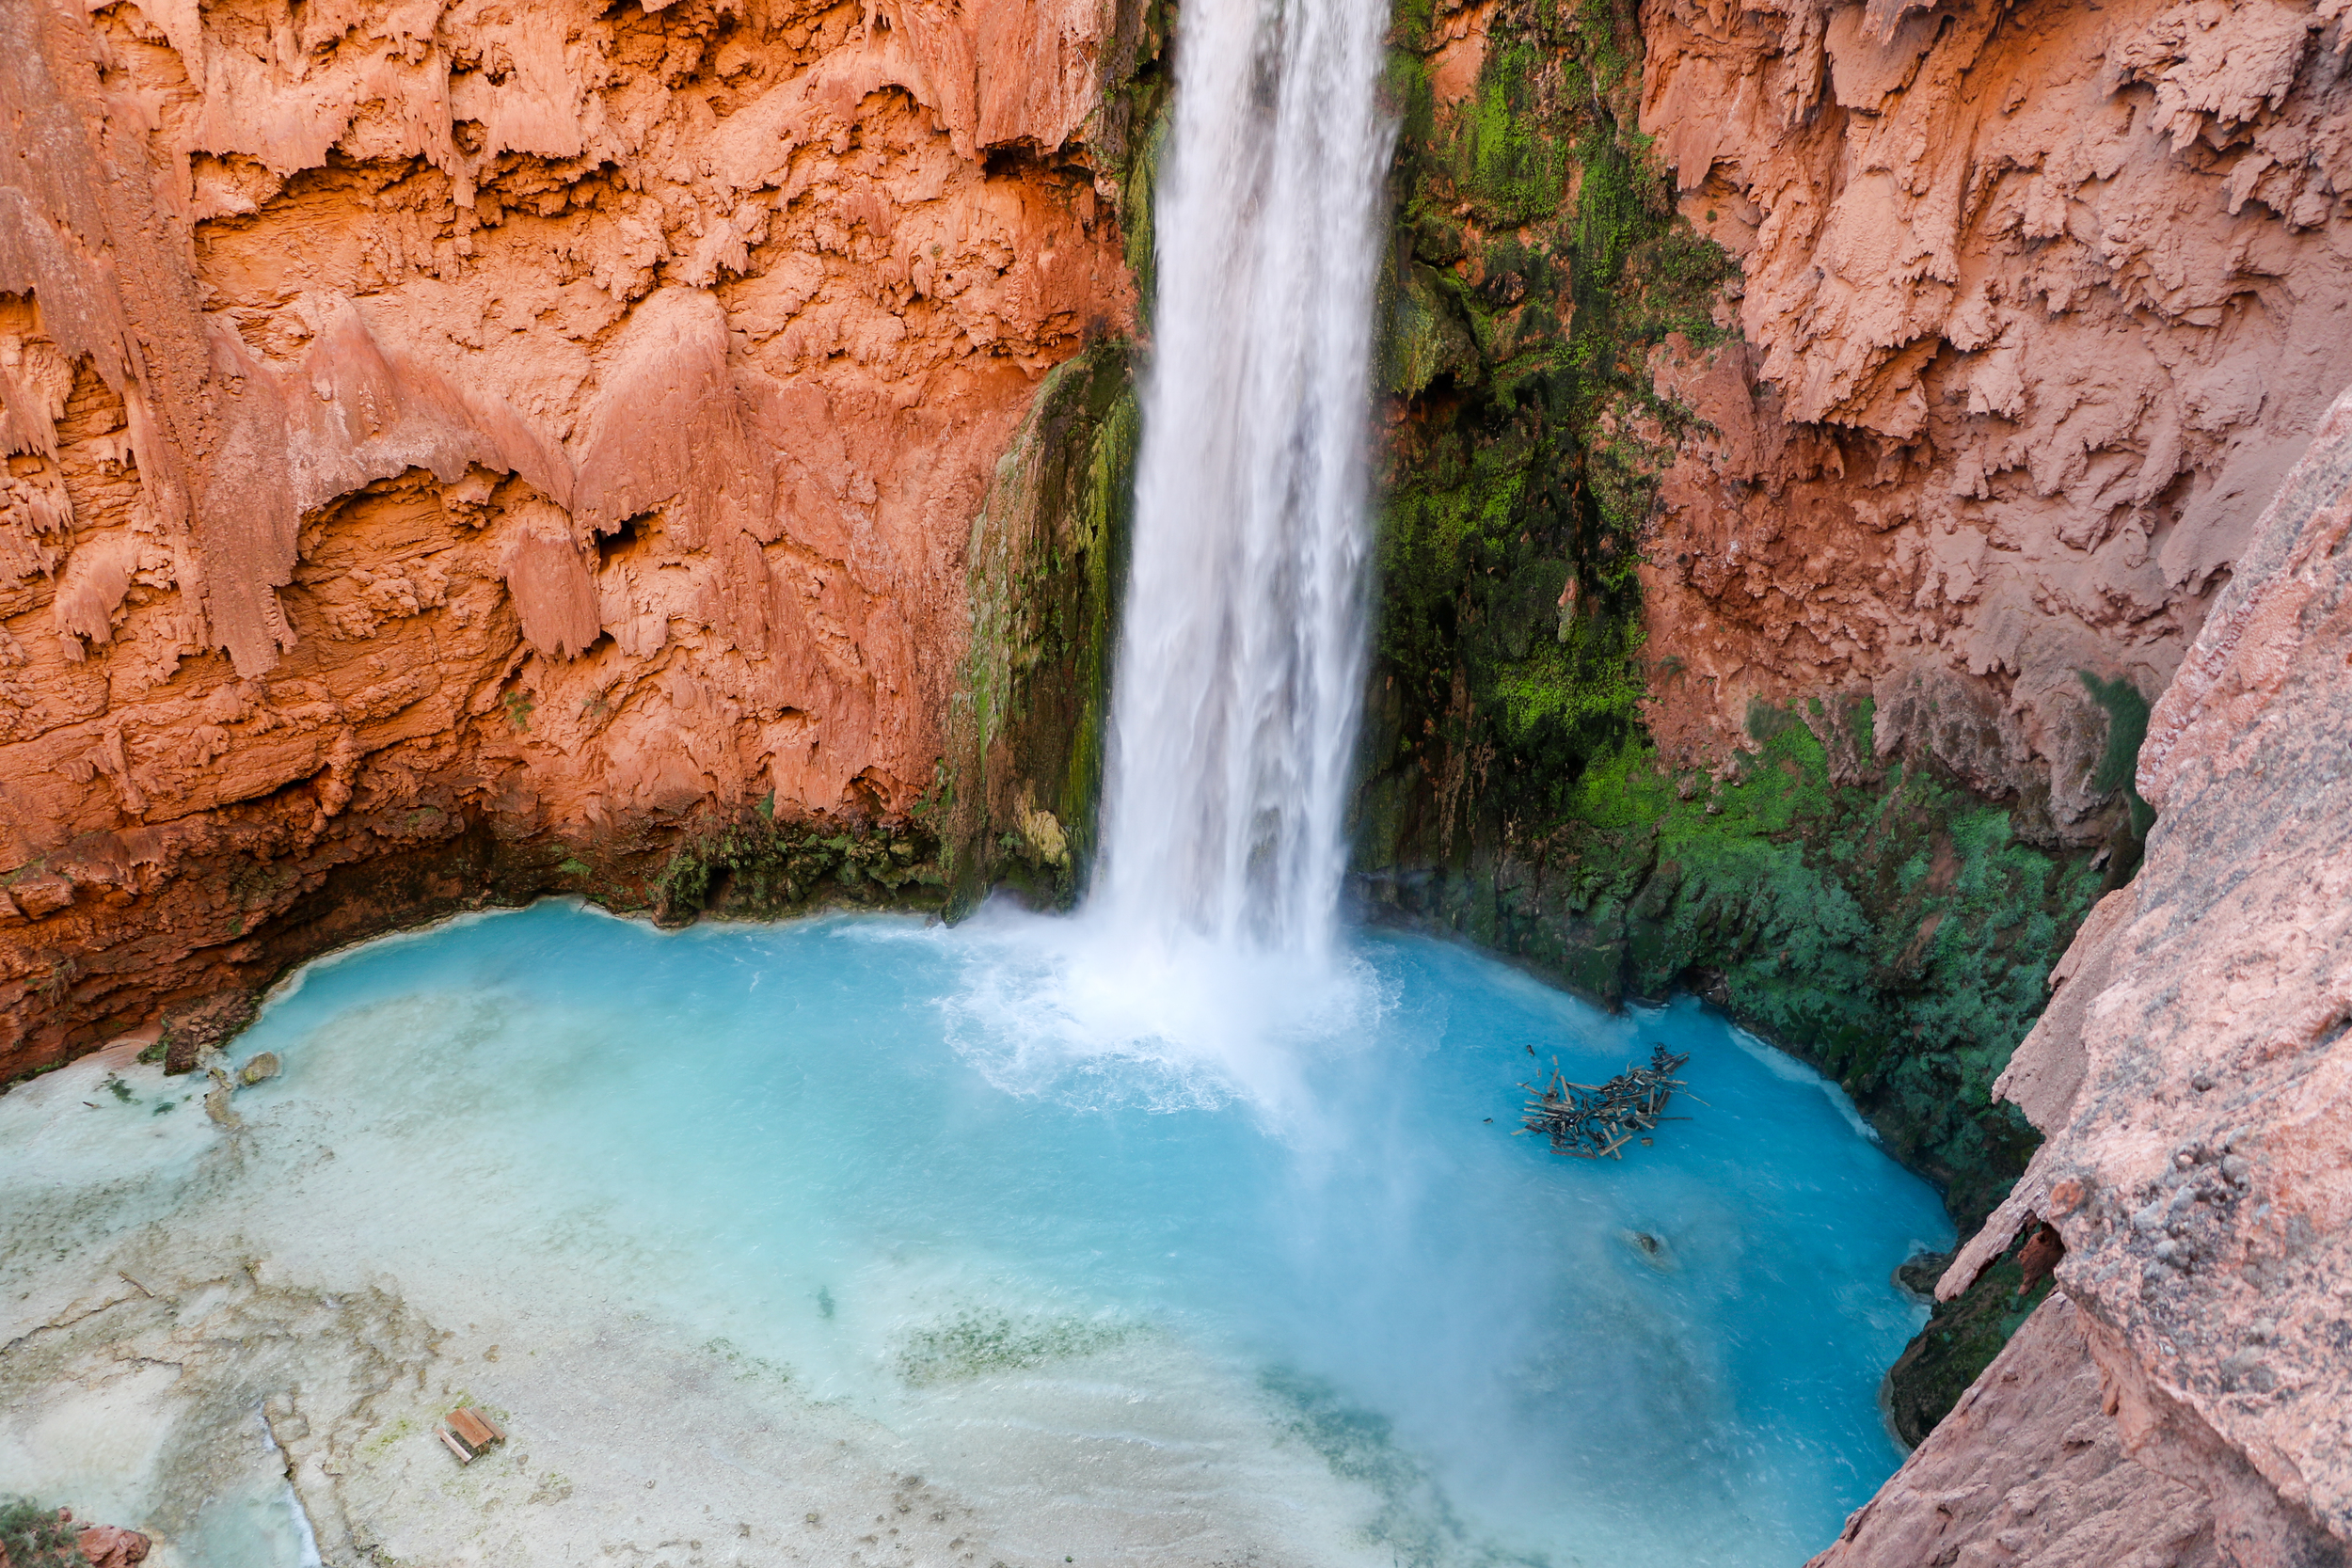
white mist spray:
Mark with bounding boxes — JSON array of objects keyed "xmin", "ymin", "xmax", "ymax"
[{"xmin": 1092, "ymin": 0, "xmax": 1393, "ymax": 967}]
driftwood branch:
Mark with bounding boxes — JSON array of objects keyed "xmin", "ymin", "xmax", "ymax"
[{"xmin": 1518, "ymin": 1044, "xmax": 1692, "ymax": 1160}]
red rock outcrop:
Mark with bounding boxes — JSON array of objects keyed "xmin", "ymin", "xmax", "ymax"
[
  {"xmin": 1637, "ymin": 0, "xmax": 2352, "ymax": 840},
  {"xmin": 0, "ymin": 0, "xmax": 1142, "ymax": 1073},
  {"xmin": 1815, "ymin": 379, "xmax": 2352, "ymax": 1565},
  {"xmin": 1815, "ymin": 1294, "xmax": 2228, "ymax": 1568},
  {"xmin": 1623, "ymin": 4, "xmax": 2352, "ymax": 1557},
  {"xmin": 72, "ymin": 1522, "xmax": 152, "ymax": 1568}
]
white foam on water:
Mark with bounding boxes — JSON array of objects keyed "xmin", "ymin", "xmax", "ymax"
[
  {"xmin": 937, "ymin": 898, "xmax": 1392, "ymax": 1136},
  {"xmin": 1720, "ymin": 1019, "xmax": 1884, "ymax": 1144},
  {"xmin": 252, "ymin": 901, "xmax": 527, "ymax": 1013}
]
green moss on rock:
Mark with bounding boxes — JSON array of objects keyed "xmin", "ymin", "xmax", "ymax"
[
  {"xmin": 1885, "ymin": 1245, "xmax": 2057, "ymax": 1448},
  {"xmin": 1364, "ymin": 704, "xmax": 2100, "ymax": 1229},
  {"xmin": 651, "ymin": 815, "xmax": 944, "ymax": 926},
  {"xmin": 945, "ymin": 343, "xmax": 1140, "ymax": 915},
  {"xmin": 1371, "ymin": 0, "xmax": 1739, "ymax": 833}
]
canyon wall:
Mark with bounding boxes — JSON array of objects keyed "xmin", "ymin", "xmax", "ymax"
[
  {"xmin": 5, "ymin": 0, "xmax": 2347, "ymax": 1556},
  {"xmin": 1640, "ymin": 0, "xmax": 2352, "ymax": 841},
  {"xmin": 1815, "ymin": 373, "xmax": 2352, "ymax": 1568},
  {"xmin": 0, "ymin": 0, "xmax": 1147, "ymax": 1075},
  {"xmin": 1361, "ymin": 0, "xmax": 2352, "ymax": 1212},
  {"xmin": 1362, "ymin": 0, "xmax": 2352, "ymax": 1539}
]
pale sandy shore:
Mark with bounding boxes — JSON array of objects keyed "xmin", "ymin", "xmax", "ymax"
[{"xmin": 1, "ymin": 1043, "xmax": 1391, "ymax": 1568}]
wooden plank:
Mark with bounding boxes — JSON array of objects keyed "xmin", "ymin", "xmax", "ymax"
[
  {"xmin": 447, "ymin": 1408, "xmax": 501, "ymax": 1449},
  {"xmin": 439, "ymin": 1428, "xmax": 476, "ymax": 1465}
]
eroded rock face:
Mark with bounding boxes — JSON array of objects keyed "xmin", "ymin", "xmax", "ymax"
[
  {"xmin": 1828, "ymin": 383, "xmax": 2352, "ymax": 1563},
  {"xmin": 1638, "ymin": 0, "xmax": 2352, "ymax": 841},
  {"xmin": 74, "ymin": 1522, "xmax": 154, "ymax": 1568},
  {"xmin": 0, "ymin": 0, "xmax": 1142, "ymax": 1073}
]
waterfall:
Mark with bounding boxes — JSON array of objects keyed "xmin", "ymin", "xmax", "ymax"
[
  {"xmin": 1092, "ymin": 0, "xmax": 1392, "ymax": 966},
  {"xmin": 942, "ymin": 0, "xmax": 1393, "ymax": 1116}
]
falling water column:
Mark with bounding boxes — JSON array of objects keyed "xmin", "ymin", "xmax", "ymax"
[{"xmin": 1093, "ymin": 0, "xmax": 1392, "ymax": 965}]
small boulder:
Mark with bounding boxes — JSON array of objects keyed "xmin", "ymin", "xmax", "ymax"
[
  {"xmin": 203, "ymin": 1086, "xmax": 243, "ymax": 1129},
  {"xmin": 236, "ymin": 1052, "xmax": 280, "ymax": 1087},
  {"xmin": 1895, "ymin": 1249, "xmax": 1953, "ymax": 1301},
  {"xmin": 2016, "ymin": 1221, "xmax": 2065, "ymax": 1296},
  {"xmin": 161, "ymin": 990, "xmax": 258, "ymax": 1074},
  {"xmin": 76, "ymin": 1524, "xmax": 152, "ymax": 1567}
]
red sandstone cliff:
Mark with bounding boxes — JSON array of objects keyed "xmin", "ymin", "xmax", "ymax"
[
  {"xmin": 7, "ymin": 1, "xmax": 2350, "ymax": 1558},
  {"xmin": 1638, "ymin": 0, "xmax": 2352, "ymax": 841},
  {"xmin": 0, "ymin": 0, "xmax": 1140, "ymax": 1071}
]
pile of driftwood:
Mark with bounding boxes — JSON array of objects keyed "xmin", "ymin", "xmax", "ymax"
[{"xmin": 1518, "ymin": 1045, "xmax": 1695, "ymax": 1159}]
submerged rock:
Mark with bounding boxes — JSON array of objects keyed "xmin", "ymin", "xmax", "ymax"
[
  {"xmin": 1622, "ymin": 1229, "xmax": 1677, "ymax": 1271},
  {"xmin": 1893, "ymin": 1249, "xmax": 1949, "ymax": 1303},
  {"xmin": 236, "ymin": 1052, "xmax": 281, "ymax": 1087}
]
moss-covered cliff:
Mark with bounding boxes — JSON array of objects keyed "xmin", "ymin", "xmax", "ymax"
[
  {"xmin": 1353, "ymin": 0, "xmax": 2137, "ymax": 1444},
  {"xmin": 1367, "ymin": 702, "xmax": 2103, "ymax": 1228},
  {"xmin": 944, "ymin": 342, "xmax": 1142, "ymax": 913},
  {"xmin": 1370, "ymin": 0, "xmax": 1732, "ymax": 805}
]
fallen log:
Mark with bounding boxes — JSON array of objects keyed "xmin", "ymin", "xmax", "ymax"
[{"xmin": 1518, "ymin": 1044, "xmax": 1693, "ymax": 1160}]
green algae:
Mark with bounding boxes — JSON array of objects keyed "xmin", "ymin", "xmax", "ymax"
[
  {"xmin": 1261, "ymin": 1370, "xmax": 1478, "ymax": 1568},
  {"xmin": 702, "ymin": 1336, "xmax": 793, "ymax": 1385}
]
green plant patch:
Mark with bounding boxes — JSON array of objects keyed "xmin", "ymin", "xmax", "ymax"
[
  {"xmin": 1884, "ymin": 1248, "xmax": 2055, "ymax": 1448},
  {"xmin": 1370, "ymin": 0, "xmax": 1741, "ymax": 829},
  {"xmin": 653, "ymin": 816, "xmax": 944, "ymax": 923},
  {"xmin": 1370, "ymin": 705, "xmax": 2101, "ymax": 1229},
  {"xmin": 0, "ymin": 1496, "xmax": 88, "ymax": 1568},
  {"xmin": 2079, "ymin": 671, "xmax": 2155, "ymax": 840}
]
